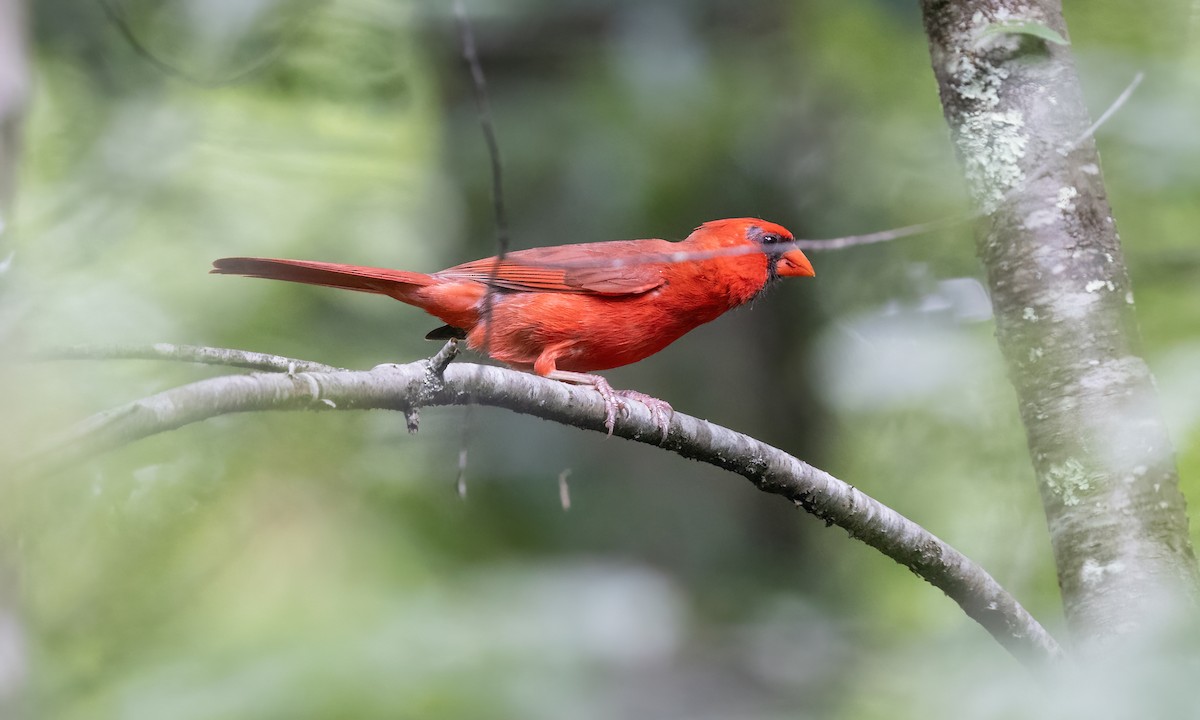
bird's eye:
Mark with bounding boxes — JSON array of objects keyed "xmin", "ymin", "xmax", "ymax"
[{"xmin": 761, "ymin": 233, "xmax": 782, "ymax": 245}]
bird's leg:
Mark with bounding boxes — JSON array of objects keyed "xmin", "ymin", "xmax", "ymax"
[
  {"xmin": 543, "ymin": 372, "xmax": 672, "ymax": 441},
  {"xmin": 544, "ymin": 370, "xmax": 623, "ymax": 436},
  {"xmin": 614, "ymin": 390, "xmax": 673, "ymax": 444}
]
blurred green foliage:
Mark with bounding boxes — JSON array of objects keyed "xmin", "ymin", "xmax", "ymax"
[{"xmin": 2, "ymin": 0, "xmax": 1200, "ymax": 717}]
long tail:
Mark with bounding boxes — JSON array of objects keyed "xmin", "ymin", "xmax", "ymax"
[{"xmin": 211, "ymin": 257, "xmax": 435, "ymax": 297}]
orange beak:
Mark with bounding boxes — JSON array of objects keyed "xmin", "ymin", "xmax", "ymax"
[{"xmin": 776, "ymin": 248, "xmax": 815, "ymax": 278}]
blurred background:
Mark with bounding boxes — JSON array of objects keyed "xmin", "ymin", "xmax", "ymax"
[{"xmin": 1, "ymin": 0, "xmax": 1199, "ymax": 717}]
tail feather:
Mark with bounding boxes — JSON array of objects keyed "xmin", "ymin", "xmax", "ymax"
[{"xmin": 211, "ymin": 257, "xmax": 435, "ymax": 297}]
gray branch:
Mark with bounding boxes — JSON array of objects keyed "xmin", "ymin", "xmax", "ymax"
[
  {"xmin": 37, "ymin": 343, "xmax": 345, "ymax": 373},
  {"xmin": 26, "ymin": 348, "xmax": 1062, "ymax": 664},
  {"xmin": 920, "ymin": 0, "xmax": 1200, "ymax": 650}
]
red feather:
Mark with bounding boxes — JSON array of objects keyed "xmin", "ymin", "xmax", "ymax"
[{"xmin": 211, "ymin": 217, "xmax": 814, "ymax": 374}]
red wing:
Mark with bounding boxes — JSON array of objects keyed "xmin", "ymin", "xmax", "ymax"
[{"xmin": 435, "ymin": 239, "xmax": 673, "ymax": 296}]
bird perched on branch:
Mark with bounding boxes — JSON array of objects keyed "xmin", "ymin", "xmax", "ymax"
[{"xmin": 212, "ymin": 217, "xmax": 814, "ymax": 439}]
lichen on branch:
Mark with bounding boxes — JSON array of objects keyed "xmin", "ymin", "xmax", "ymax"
[{"xmin": 921, "ymin": 0, "xmax": 1200, "ymax": 650}]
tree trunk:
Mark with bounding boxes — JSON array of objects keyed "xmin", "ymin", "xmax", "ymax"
[{"xmin": 919, "ymin": 0, "xmax": 1200, "ymax": 652}]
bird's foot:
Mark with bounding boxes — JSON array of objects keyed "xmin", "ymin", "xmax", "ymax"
[
  {"xmin": 589, "ymin": 375, "xmax": 621, "ymax": 437},
  {"xmin": 543, "ymin": 370, "xmax": 622, "ymax": 436},
  {"xmin": 542, "ymin": 371, "xmax": 671, "ymax": 439},
  {"xmin": 615, "ymin": 390, "xmax": 673, "ymax": 443}
]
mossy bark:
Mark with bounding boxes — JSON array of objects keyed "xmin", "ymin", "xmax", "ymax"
[{"xmin": 920, "ymin": 0, "xmax": 1200, "ymax": 651}]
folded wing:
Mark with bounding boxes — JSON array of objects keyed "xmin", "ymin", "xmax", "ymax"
[{"xmin": 436, "ymin": 239, "xmax": 673, "ymax": 296}]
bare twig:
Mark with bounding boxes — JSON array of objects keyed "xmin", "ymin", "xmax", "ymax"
[
  {"xmin": 453, "ymin": 0, "xmax": 511, "ymax": 497},
  {"xmin": 453, "ymin": 0, "xmax": 509, "ymax": 257},
  {"xmin": 412, "ymin": 70, "xmax": 1144, "ymax": 265},
  {"xmin": 796, "ymin": 71, "xmax": 1145, "ymax": 251},
  {"xmin": 427, "ymin": 339, "xmax": 460, "ymax": 377},
  {"xmin": 1068, "ymin": 72, "xmax": 1143, "ymax": 151},
  {"xmin": 32, "ymin": 343, "xmax": 343, "ymax": 373},
  {"xmin": 456, "ymin": 447, "xmax": 468, "ymax": 499},
  {"xmin": 558, "ymin": 468, "xmax": 571, "ymax": 510},
  {"xmin": 24, "ymin": 348, "xmax": 1062, "ymax": 665},
  {"xmin": 96, "ymin": 0, "xmax": 301, "ymax": 87},
  {"xmin": 794, "ymin": 215, "xmax": 970, "ymax": 251}
]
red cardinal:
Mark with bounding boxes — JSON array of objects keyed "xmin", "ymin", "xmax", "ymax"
[{"xmin": 212, "ymin": 218, "xmax": 814, "ymax": 437}]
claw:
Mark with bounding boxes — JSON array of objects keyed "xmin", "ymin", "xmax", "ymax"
[
  {"xmin": 542, "ymin": 370, "xmax": 628, "ymax": 436},
  {"xmin": 543, "ymin": 370, "xmax": 671, "ymax": 439},
  {"xmin": 589, "ymin": 375, "xmax": 622, "ymax": 436},
  {"xmin": 616, "ymin": 390, "xmax": 673, "ymax": 443}
]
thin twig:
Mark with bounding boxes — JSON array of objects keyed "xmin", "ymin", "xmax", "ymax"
[
  {"xmin": 22, "ymin": 351, "xmax": 1063, "ymax": 665},
  {"xmin": 96, "ymin": 0, "xmax": 306, "ymax": 87},
  {"xmin": 558, "ymin": 468, "xmax": 571, "ymax": 510},
  {"xmin": 797, "ymin": 71, "xmax": 1145, "ymax": 250},
  {"xmin": 453, "ymin": 0, "xmax": 511, "ymax": 498},
  {"xmin": 30, "ymin": 343, "xmax": 344, "ymax": 373},
  {"xmin": 453, "ymin": 0, "xmax": 510, "ymax": 334},
  {"xmin": 795, "ymin": 215, "xmax": 969, "ymax": 251},
  {"xmin": 456, "ymin": 447, "xmax": 468, "ymax": 500},
  {"xmin": 426, "ymin": 70, "xmax": 1145, "ymax": 264},
  {"xmin": 1069, "ymin": 72, "xmax": 1143, "ymax": 151},
  {"xmin": 453, "ymin": 0, "xmax": 509, "ymax": 257}
]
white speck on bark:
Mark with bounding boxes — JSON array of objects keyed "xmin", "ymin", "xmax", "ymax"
[
  {"xmin": 1081, "ymin": 558, "xmax": 1126, "ymax": 586},
  {"xmin": 1078, "ymin": 356, "xmax": 1151, "ymax": 393},
  {"xmin": 1050, "ymin": 290, "xmax": 1100, "ymax": 319},
  {"xmin": 1056, "ymin": 186, "xmax": 1078, "ymax": 210},
  {"xmin": 1025, "ymin": 208, "xmax": 1057, "ymax": 229}
]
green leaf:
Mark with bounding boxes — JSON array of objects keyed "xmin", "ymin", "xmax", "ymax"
[{"xmin": 978, "ymin": 19, "xmax": 1069, "ymax": 46}]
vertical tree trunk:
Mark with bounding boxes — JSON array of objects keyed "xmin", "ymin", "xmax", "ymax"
[
  {"xmin": 0, "ymin": 0, "xmax": 29, "ymax": 713},
  {"xmin": 919, "ymin": 0, "xmax": 1199, "ymax": 651}
]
